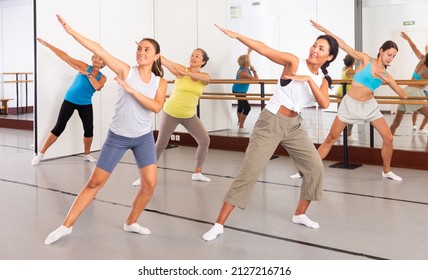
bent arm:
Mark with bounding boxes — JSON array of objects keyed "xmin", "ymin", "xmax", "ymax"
[{"xmin": 115, "ymin": 77, "xmax": 168, "ymax": 113}]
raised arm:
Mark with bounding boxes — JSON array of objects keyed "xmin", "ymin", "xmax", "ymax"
[
  {"xmin": 215, "ymin": 24, "xmax": 298, "ymax": 67},
  {"xmin": 37, "ymin": 38, "xmax": 87, "ymax": 72},
  {"xmin": 56, "ymin": 14, "xmax": 130, "ymax": 80},
  {"xmin": 310, "ymin": 20, "xmax": 369, "ymax": 64},
  {"xmin": 401, "ymin": 32, "xmax": 424, "ymax": 59},
  {"xmin": 161, "ymin": 55, "xmax": 211, "ymax": 85}
]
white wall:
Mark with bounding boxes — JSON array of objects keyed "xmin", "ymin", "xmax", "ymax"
[{"xmin": 0, "ymin": 4, "xmax": 33, "ymax": 108}]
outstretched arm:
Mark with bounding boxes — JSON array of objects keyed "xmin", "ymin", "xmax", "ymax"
[
  {"xmin": 215, "ymin": 24, "xmax": 298, "ymax": 67},
  {"xmin": 310, "ymin": 20, "xmax": 369, "ymax": 63},
  {"xmin": 161, "ymin": 55, "xmax": 211, "ymax": 84},
  {"xmin": 56, "ymin": 14, "xmax": 130, "ymax": 80},
  {"xmin": 401, "ymin": 32, "xmax": 424, "ymax": 59},
  {"xmin": 37, "ymin": 38, "xmax": 88, "ymax": 72}
]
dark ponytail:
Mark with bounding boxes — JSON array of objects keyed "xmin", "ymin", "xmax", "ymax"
[
  {"xmin": 140, "ymin": 38, "xmax": 164, "ymax": 77},
  {"xmin": 317, "ymin": 34, "xmax": 339, "ymax": 88}
]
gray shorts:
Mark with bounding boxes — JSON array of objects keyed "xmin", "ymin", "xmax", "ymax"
[
  {"xmin": 397, "ymin": 86, "xmax": 425, "ymax": 113},
  {"xmin": 338, "ymin": 94, "xmax": 383, "ymax": 124},
  {"xmin": 96, "ymin": 130, "xmax": 156, "ymax": 173}
]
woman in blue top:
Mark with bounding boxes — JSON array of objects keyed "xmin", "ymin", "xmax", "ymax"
[
  {"xmin": 44, "ymin": 15, "xmax": 167, "ymax": 245},
  {"xmin": 311, "ymin": 20, "xmax": 408, "ymax": 181},
  {"xmin": 31, "ymin": 38, "xmax": 107, "ymax": 165},
  {"xmin": 232, "ymin": 48, "xmax": 259, "ymax": 134},
  {"xmin": 390, "ymin": 32, "xmax": 428, "ymax": 135}
]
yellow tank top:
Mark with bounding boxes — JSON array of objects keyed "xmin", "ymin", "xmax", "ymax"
[
  {"xmin": 163, "ymin": 75, "xmax": 206, "ymax": 118},
  {"xmin": 337, "ymin": 68, "xmax": 352, "ymax": 96}
]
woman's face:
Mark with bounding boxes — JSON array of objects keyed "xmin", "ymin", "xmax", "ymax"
[
  {"xmin": 92, "ymin": 55, "xmax": 105, "ymax": 68},
  {"xmin": 136, "ymin": 40, "xmax": 159, "ymax": 66},
  {"xmin": 189, "ymin": 49, "xmax": 205, "ymax": 68},
  {"xmin": 379, "ymin": 47, "xmax": 398, "ymax": 67},
  {"xmin": 308, "ymin": 38, "xmax": 332, "ymax": 65}
]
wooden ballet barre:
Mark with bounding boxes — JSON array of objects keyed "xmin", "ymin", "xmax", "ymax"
[
  {"xmin": 203, "ymin": 92, "xmax": 273, "ymax": 96},
  {"xmin": 4, "ymin": 80, "xmax": 33, "ymax": 83},
  {"xmin": 2, "ymin": 72, "xmax": 33, "ymax": 75}
]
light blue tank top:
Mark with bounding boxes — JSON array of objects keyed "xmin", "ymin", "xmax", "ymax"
[
  {"xmin": 353, "ymin": 61, "xmax": 383, "ymax": 92},
  {"xmin": 64, "ymin": 66, "xmax": 103, "ymax": 105}
]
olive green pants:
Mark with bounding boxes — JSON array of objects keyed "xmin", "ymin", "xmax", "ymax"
[{"xmin": 224, "ymin": 108, "xmax": 323, "ymax": 209}]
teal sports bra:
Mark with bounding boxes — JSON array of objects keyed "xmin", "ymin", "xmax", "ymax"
[
  {"xmin": 412, "ymin": 68, "xmax": 428, "ymax": 80},
  {"xmin": 353, "ymin": 61, "xmax": 383, "ymax": 92}
]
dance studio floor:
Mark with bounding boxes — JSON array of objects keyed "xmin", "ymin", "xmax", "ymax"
[{"xmin": 0, "ymin": 124, "xmax": 428, "ymax": 261}]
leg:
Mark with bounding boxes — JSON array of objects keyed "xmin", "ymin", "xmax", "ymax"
[
  {"xmin": 317, "ymin": 116, "xmax": 347, "ymax": 160},
  {"xmin": 389, "ymin": 110, "xmax": 405, "ymax": 136},
  {"xmin": 32, "ymin": 101, "xmax": 75, "ymax": 165},
  {"xmin": 155, "ymin": 111, "xmax": 180, "ymax": 160},
  {"xmin": 181, "ymin": 115, "xmax": 211, "ymax": 181},
  {"xmin": 77, "ymin": 104, "xmax": 94, "ymax": 158},
  {"xmin": 416, "ymin": 106, "xmax": 428, "ymax": 132},
  {"xmin": 44, "ymin": 167, "xmax": 111, "ymax": 244},
  {"xmin": 203, "ymin": 110, "xmax": 281, "ymax": 240},
  {"xmin": 371, "ymin": 117, "xmax": 402, "ymax": 181},
  {"xmin": 281, "ymin": 123, "xmax": 323, "ymax": 228},
  {"xmin": 202, "ymin": 202, "xmax": 233, "ymax": 241},
  {"xmin": 124, "ymin": 164, "xmax": 157, "ymax": 235},
  {"xmin": 412, "ymin": 111, "xmax": 418, "ymax": 130}
]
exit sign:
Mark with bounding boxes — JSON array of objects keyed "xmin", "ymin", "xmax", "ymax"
[{"xmin": 403, "ymin": 21, "xmax": 415, "ymax": 26}]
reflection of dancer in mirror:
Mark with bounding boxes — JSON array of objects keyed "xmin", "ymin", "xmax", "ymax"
[
  {"xmin": 337, "ymin": 54, "xmax": 357, "ymax": 141},
  {"xmin": 31, "ymin": 38, "xmax": 107, "ymax": 165},
  {"xmin": 202, "ymin": 23, "xmax": 339, "ymax": 242},
  {"xmin": 390, "ymin": 32, "xmax": 428, "ymax": 136},
  {"xmin": 44, "ymin": 15, "xmax": 167, "ymax": 245},
  {"xmin": 232, "ymin": 48, "xmax": 259, "ymax": 134},
  {"xmin": 308, "ymin": 20, "xmax": 407, "ymax": 182},
  {"xmin": 132, "ymin": 49, "xmax": 211, "ymax": 187}
]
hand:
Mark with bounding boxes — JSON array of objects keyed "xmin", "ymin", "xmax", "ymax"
[
  {"xmin": 283, "ymin": 73, "xmax": 310, "ymax": 83},
  {"xmin": 310, "ymin": 19, "xmax": 328, "ymax": 34},
  {"xmin": 247, "ymin": 48, "xmax": 253, "ymax": 55},
  {"xmin": 56, "ymin": 14, "xmax": 72, "ymax": 34},
  {"xmin": 36, "ymin": 38, "xmax": 47, "ymax": 46},
  {"xmin": 214, "ymin": 23, "xmax": 239, "ymax": 38},
  {"xmin": 400, "ymin": 32, "xmax": 410, "ymax": 41}
]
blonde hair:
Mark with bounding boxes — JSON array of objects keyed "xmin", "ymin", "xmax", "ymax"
[{"xmin": 237, "ymin": 54, "xmax": 250, "ymax": 68}]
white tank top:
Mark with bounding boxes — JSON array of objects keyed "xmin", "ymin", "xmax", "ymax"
[
  {"xmin": 109, "ymin": 66, "xmax": 160, "ymax": 137},
  {"xmin": 265, "ymin": 58, "xmax": 324, "ymax": 114}
]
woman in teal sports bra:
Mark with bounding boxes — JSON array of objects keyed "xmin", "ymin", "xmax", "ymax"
[
  {"xmin": 390, "ymin": 32, "xmax": 428, "ymax": 135},
  {"xmin": 310, "ymin": 20, "xmax": 408, "ymax": 182}
]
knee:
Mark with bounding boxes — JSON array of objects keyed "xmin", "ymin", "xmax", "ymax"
[
  {"xmin": 198, "ymin": 135, "xmax": 210, "ymax": 148},
  {"xmin": 141, "ymin": 178, "xmax": 157, "ymax": 195},
  {"xmin": 383, "ymin": 133, "xmax": 394, "ymax": 145},
  {"xmin": 86, "ymin": 178, "xmax": 103, "ymax": 191}
]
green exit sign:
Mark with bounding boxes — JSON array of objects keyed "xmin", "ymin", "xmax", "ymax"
[{"xmin": 403, "ymin": 21, "xmax": 415, "ymax": 26}]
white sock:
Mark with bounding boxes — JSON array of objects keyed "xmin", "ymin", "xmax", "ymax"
[
  {"xmin": 31, "ymin": 153, "xmax": 44, "ymax": 166},
  {"xmin": 292, "ymin": 214, "xmax": 319, "ymax": 229},
  {"xmin": 202, "ymin": 223, "xmax": 224, "ymax": 241},
  {"xmin": 83, "ymin": 154, "xmax": 97, "ymax": 162},
  {"xmin": 123, "ymin": 223, "xmax": 151, "ymax": 235},
  {"xmin": 290, "ymin": 172, "xmax": 302, "ymax": 179},
  {"xmin": 382, "ymin": 171, "xmax": 402, "ymax": 181},
  {"xmin": 44, "ymin": 225, "xmax": 73, "ymax": 245},
  {"xmin": 192, "ymin": 173, "xmax": 211, "ymax": 182},
  {"xmin": 132, "ymin": 178, "xmax": 141, "ymax": 187}
]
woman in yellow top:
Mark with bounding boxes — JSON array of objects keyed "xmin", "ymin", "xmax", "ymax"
[{"xmin": 133, "ymin": 49, "xmax": 212, "ymax": 185}]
